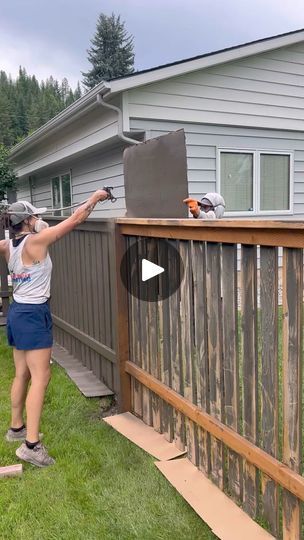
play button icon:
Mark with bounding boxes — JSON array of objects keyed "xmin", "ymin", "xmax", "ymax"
[
  {"xmin": 120, "ymin": 238, "xmax": 184, "ymax": 302},
  {"xmin": 142, "ymin": 259, "xmax": 164, "ymax": 282}
]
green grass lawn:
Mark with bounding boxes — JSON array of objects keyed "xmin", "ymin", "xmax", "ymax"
[{"xmin": 0, "ymin": 330, "xmax": 216, "ymax": 540}]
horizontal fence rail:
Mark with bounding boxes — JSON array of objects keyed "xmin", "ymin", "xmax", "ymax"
[{"xmin": 116, "ymin": 218, "xmax": 304, "ymax": 540}]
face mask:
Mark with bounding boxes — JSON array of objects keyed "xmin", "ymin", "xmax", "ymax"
[{"xmin": 33, "ymin": 218, "xmax": 49, "ymax": 233}]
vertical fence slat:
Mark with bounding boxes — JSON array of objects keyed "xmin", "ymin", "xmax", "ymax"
[
  {"xmin": 114, "ymin": 225, "xmax": 131, "ymax": 411},
  {"xmin": 169, "ymin": 240, "xmax": 185, "ymax": 451},
  {"xmin": 94, "ymin": 231, "xmax": 103, "ymax": 381},
  {"xmin": 102, "ymin": 231, "xmax": 112, "ymax": 350},
  {"xmin": 241, "ymin": 244, "xmax": 259, "ymax": 518},
  {"xmin": 81, "ymin": 232, "xmax": 91, "ymax": 369},
  {"xmin": 89, "ymin": 233, "xmax": 100, "ymax": 376},
  {"xmin": 127, "ymin": 236, "xmax": 142, "ymax": 417},
  {"xmin": 192, "ymin": 241, "xmax": 210, "ymax": 476},
  {"xmin": 66, "ymin": 233, "xmax": 74, "ymax": 354},
  {"xmin": 206, "ymin": 242, "xmax": 224, "ymax": 489},
  {"xmin": 109, "ymin": 222, "xmax": 120, "ymax": 394},
  {"xmin": 137, "ymin": 237, "xmax": 152, "ymax": 425},
  {"xmin": 99, "ymin": 232, "xmax": 106, "ymax": 348},
  {"xmin": 180, "ymin": 241, "xmax": 197, "ymax": 464},
  {"xmin": 86, "ymin": 231, "xmax": 95, "ymax": 372},
  {"xmin": 260, "ymin": 246, "xmax": 279, "ymax": 537},
  {"xmin": 74, "ymin": 231, "xmax": 84, "ymax": 364},
  {"xmin": 147, "ymin": 238, "xmax": 160, "ymax": 430},
  {"xmin": 282, "ymin": 248, "xmax": 303, "ymax": 539},
  {"xmin": 69, "ymin": 231, "xmax": 78, "ymax": 360},
  {"xmin": 158, "ymin": 239, "xmax": 174, "ymax": 442},
  {"xmin": 222, "ymin": 243, "xmax": 242, "ymax": 502}
]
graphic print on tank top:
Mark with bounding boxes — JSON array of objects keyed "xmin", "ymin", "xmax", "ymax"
[{"xmin": 8, "ymin": 234, "xmax": 52, "ymax": 304}]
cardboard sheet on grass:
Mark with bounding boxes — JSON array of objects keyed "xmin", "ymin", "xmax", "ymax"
[
  {"xmin": 156, "ymin": 459, "xmax": 275, "ymax": 540},
  {"xmin": 104, "ymin": 412, "xmax": 186, "ymax": 461}
]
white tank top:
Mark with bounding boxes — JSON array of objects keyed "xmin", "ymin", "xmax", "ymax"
[{"xmin": 8, "ymin": 235, "xmax": 53, "ymax": 304}]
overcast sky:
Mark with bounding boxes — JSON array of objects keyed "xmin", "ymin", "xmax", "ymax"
[{"xmin": 1, "ymin": 0, "xmax": 304, "ymax": 89}]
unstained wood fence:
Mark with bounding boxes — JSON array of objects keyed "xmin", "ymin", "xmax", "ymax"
[{"xmin": 50, "ymin": 217, "xmax": 304, "ymax": 539}]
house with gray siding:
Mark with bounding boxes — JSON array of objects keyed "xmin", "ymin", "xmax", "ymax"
[{"xmin": 9, "ymin": 28, "xmax": 304, "ymax": 219}]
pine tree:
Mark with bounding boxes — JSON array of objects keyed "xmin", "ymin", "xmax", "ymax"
[
  {"xmin": 82, "ymin": 12, "xmax": 134, "ymax": 89},
  {"xmin": 0, "ymin": 145, "xmax": 17, "ymax": 200},
  {"xmin": 0, "ymin": 68, "xmax": 82, "ymax": 147},
  {"xmin": 74, "ymin": 82, "xmax": 82, "ymax": 101}
]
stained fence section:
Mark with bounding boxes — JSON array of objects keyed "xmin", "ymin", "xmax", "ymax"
[
  {"xmin": 48, "ymin": 218, "xmax": 118, "ymax": 393},
  {"xmin": 0, "ymin": 217, "xmax": 9, "ymax": 318}
]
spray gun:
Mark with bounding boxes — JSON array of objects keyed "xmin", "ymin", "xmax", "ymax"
[{"xmin": 102, "ymin": 186, "xmax": 117, "ymax": 203}]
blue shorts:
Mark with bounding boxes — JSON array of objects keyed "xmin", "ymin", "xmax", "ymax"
[{"xmin": 7, "ymin": 301, "xmax": 53, "ymax": 350}]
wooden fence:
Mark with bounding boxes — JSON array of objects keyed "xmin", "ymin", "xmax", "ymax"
[
  {"xmin": 115, "ymin": 218, "xmax": 304, "ymax": 540},
  {"xmin": 48, "ymin": 218, "xmax": 119, "ymax": 394},
  {"xmin": 0, "ymin": 217, "xmax": 10, "ymax": 317},
  {"xmin": 49, "ymin": 216, "xmax": 304, "ymax": 538}
]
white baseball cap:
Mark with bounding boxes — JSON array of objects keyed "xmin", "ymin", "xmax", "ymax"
[{"xmin": 8, "ymin": 200, "xmax": 48, "ymax": 225}]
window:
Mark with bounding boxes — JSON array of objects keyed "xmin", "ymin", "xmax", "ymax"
[
  {"xmin": 219, "ymin": 150, "xmax": 292, "ymax": 214},
  {"xmin": 51, "ymin": 173, "xmax": 72, "ymax": 216}
]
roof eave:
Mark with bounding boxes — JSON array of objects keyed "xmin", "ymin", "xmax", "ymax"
[
  {"xmin": 10, "ymin": 81, "xmax": 111, "ymax": 158},
  {"xmin": 109, "ymin": 29, "xmax": 304, "ymax": 94}
]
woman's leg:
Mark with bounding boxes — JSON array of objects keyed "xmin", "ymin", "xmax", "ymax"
[
  {"xmin": 25, "ymin": 348, "xmax": 52, "ymax": 443},
  {"xmin": 10, "ymin": 348, "xmax": 31, "ymax": 428}
]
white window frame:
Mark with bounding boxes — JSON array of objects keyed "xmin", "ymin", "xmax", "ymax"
[
  {"xmin": 50, "ymin": 172, "xmax": 72, "ymax": 216},
  {"xmin": 216, "ymin": 148, "xmax": 294, "ymax": 217}
]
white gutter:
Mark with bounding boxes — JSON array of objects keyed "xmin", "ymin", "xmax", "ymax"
[{"xmin": 96, "ymin": 93, "xmax": 141, "ymax": 145}]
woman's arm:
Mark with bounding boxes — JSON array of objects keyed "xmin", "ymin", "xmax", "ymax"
[
  {"xmin": 29, "ymin": 190, "xmax": 109, "ymax": 248},
  {"xmin": 0, "ymin": 239, "xmax": 9, "ymax": 261}
]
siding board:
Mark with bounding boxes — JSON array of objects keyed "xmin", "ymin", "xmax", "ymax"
[
  {"xmin": 128, "ymin": 43, "xmax": 304, "ymax": 132},
  {"xmin": 131, "ymin": 118, "xmax": 304, "ymax": 216}
]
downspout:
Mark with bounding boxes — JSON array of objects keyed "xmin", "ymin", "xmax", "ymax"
[
  {"xmin": 96, "ymin": 93, "xmax": 141, "ymax": 145},
  {"xmin": 29, "ymin": 175, "xmax": 34, "ymax": 204}
]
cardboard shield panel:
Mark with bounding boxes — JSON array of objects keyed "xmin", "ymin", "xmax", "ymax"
[{"xmin": 124, "ymin": 130, "xmax": 189, "ymax": 218}]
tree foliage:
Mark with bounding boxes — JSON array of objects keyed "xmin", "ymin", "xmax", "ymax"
[
  {"xmin": 0, "ymin": 145, "xmax": 17, "ymax": 200},
  {"xmin": 82, "ymin": 12, "xmax": 135, "ymax": 89},
  {"xmin": 0, "ymin": 67, "xmax": 82, "ymax": 148}
]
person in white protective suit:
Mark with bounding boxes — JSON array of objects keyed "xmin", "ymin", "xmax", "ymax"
[{"xmin": 183, "ymin": 192, "xmax": 225, "ymax": 219}]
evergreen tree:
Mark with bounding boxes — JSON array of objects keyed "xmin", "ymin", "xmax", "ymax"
[
  {"xmin": 0, "ymin": 145, "xmax": 17, "ymax": 200},
  {"xmin": 0, "ymin": 67, "xmax": 82, "ymax": 147},
  {"xmin": 74, "ymin": 82, "xmax": 82, "ymax": 101},
  {"xmin": 82, "ymin": 12, "xmax": 134, "ymax": 89}
]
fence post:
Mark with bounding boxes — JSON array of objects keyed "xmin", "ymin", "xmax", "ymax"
[{"xmin": 113, "ymin": 222, "xmax": 131, "ymax": 412}]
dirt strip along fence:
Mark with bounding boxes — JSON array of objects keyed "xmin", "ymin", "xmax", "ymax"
[
  {"xmin": 48, "ymin": 218, "xmax": 119, "ymax": 394},
  {"xmin": 115, "ymin": 218, "xmax": 304, "ymax": 540}
]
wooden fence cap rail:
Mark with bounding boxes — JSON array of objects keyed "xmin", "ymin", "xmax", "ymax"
[
  {"xmin": 116, "ymin": 218, "xmax": 304, "ymax": 248},
  {"xmin": 116, "ymin": 218, "xmax": 304, "ymax": 230}
]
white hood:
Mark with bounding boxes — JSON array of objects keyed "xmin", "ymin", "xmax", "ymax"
[{"xmin": 201, "ymin": 192, "xmax": 225, "ymax": 218}]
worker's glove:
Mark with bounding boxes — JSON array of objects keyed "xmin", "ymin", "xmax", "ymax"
[{"xmin": 183, "ymin": 197, "xmax": 200, "ymax": 218}]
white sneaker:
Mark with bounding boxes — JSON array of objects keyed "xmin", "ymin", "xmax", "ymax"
[
  {"xmin": 5, "ymin": 427, "xmax": 27, "ymax": 442},
  {"xmin": 5, "ymin": 428, "xmax": 43, "ymax": 443},
  {"xmin": 16, "ymin": 442, "xmax": 55, "ymax": 467}
]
